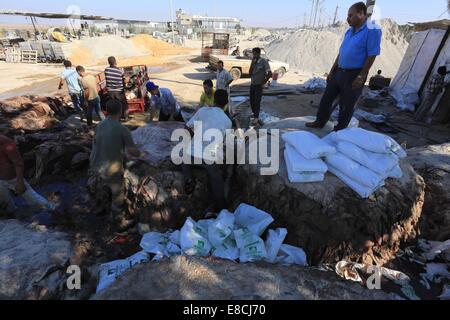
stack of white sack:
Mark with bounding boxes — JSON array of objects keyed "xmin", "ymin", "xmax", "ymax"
[
  {"xmin": 322, "ymin": 128, "xmax": 407, "ymax": 198},
  {"xmin": 282, "ymin": 131, "xmax": 335, "ymax": 183},
  {"xmin": 96, "ymin": 204, "xmax": 309, "ymax": 293}
]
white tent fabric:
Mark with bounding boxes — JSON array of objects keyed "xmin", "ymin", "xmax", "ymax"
[{"xmin": 390, "ymin": 29, "xmax": 446, "ymax": 93}]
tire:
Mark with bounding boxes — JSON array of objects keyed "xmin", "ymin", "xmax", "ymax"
[
  {"xmin": 230, "ymin": 67, "xmax": 242, "ymax": 80},
  {"xmin": 276, "ymin": 67, "xmax": 287, "ymax": 78}
]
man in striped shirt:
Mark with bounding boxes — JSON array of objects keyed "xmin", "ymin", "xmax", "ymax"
[{"xmin": 105, "ymin": 56, "xmax": 129, "ymax": 121}]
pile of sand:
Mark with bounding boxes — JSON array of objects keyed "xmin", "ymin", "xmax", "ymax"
[
  {"xmin": 69, "ymin": 34, "xmax": 189, "ymax": 66},
  {"xmin": 266, "ymin": 19, "xmax": 409, "ymax": 77}
]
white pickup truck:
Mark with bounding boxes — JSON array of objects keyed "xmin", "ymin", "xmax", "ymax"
[{"xmin": 209, "ymin": 48, "xmax": 290, "ymax": 80}]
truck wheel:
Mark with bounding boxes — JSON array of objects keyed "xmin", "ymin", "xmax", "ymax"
[
  {"xmin": 230, "ymin": 68, "xmax": 242, "ymax": 80},
  {"xmin": 276, "ymin": 67, "xmax": 286, "ymax": 78}
]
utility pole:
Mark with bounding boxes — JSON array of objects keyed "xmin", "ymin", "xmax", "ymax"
[
  {"xmin": 309, "ymin": 0, "xmax": 315, "ymax": 27},
  {"xmin": 170, "ymin": 0, "xmax": 175, "ymax": 44},
  {"xmin": 303, "ymin": 12, "xmax": 308, "ymax": 28},
  {"xmin": 333, "ymin": 5, "xmax": 339, "ymax": 25},
  {"xmin": 313, "ymin": 0, "xmax": 323, "ymax": 29}
]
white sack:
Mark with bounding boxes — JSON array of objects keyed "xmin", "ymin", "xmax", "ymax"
[
  {"xmin": 336, "ymin": 128, "xmax": 407, "ymax": 158},
  {"xmin": 275, "ymin": 244, "xmax": 308, "ymax": 266},
  {"xmin": 265, "ymin": 228, "xmax": 288, "ymax": 263},
  {"xmin": 234, "ymin": 228, "xmax": 267, "ymax": 263},
  {"xmin": 282, "ymin": 131, "xmax": 336, "ymax": 160},
  {"xmin": 336, "ymin": 141, "xmax": 399, "ymax": 175},
  {"xmin": 285, "ymin": 150, "xmax": 325, "ymax": 183},
  {"xmin": 285, "ymin": 144, "xmax": 328, "ymax": 173},
  {"xmin": 211, "ymin": 237, "xmax": 240, "ymax": 261},
  {"xmin": 234, "ymin": 204, "xmax": 274, "ymax": 236},
  {"xmin": 325, "ymin": 152, "xmax": 385, "ymax": 189},
  {"xmin": 208, "ymin": 210, "xmax": 235, "ymax": 248},
  {"xmin": 180, "ymin": 217, "xmax": 212, "ymax": 257},
  {"xmin": 328, "ymin": 164, "xmax": 385, "ymax": 198}
]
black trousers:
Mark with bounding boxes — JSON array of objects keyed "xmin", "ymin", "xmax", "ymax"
[
  {"xmin": 182, "ymin": 162, "xmax": 226, "ymax": 213},
  {"xmin": 159, "ymin": 111, "xmax": 184, "ymax": 122},
  {"xmin": 108, "ymin": 91, "xmax": 129, "ymax": 119},
  {"xmin": 316, "ymin": 68, "xmax": 364, "ymax": 131},
  {"xmin": 250, "ymin": 84, "xmax": 263, "ymax": 118}
]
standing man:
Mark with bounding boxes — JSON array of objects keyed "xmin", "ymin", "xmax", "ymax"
[
  {"xmin": 306, "ymin": 2, "xmax": 382, "ymax": 131},
  {"xmin": 58, "ymin": 60, "xmax": 85, "ymax": 122},
  {"xmin": 0, "ymin": 133, "xmax": 55, "ymax": 215},
  {"xmin": 105, "ymin": 56, "xmax": 129, "ymax": 122},
  {"xmin": 249, "ymin": 48, "xmax": 272, "ymax": 126},
  {"xmin": 216, "ymin": 60, "xmax": 233, "ymax": 91},
  {"xmin": 146, "ymin": 81, "xmax": 183, "ymax": 122},
  {"xmin": 415, "ymin": 66, "xmax": 448, "ymax": 121},
  {"xmin": 76, "ymin": 66, "xmax": 105, "ymax": 126},
  {"xmin": 88, "ymin": 100, "xmax": 144, "ymax": 231}
]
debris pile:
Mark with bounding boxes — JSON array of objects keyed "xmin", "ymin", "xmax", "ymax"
[
  {"xmin": 0, "ymin": 95, "xmax": 73, "ymax": 132},
  {"xmin": 266, "ymin": 19, "xmax": 408, "ymax": 76},
  {"xmin": 96, "ymin": 203, "xmax": 308, "ymax": 293},
  {"xmin": 301, "ymin": 77, "xmax": 327, "ymax": 91}
]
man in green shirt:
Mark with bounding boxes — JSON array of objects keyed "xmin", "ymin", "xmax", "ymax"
[
  {"xmin": 199, "ymin": 79, "xmax": 216, "ymax": 108},
  {"xmin": 88, "ymin": 99, "xmax": 144, "ymax": 231}
]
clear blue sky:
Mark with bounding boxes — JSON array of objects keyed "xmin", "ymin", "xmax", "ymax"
[{"xmin": 0, "ymin": 0, "xmax": 448, "ymax": 27}]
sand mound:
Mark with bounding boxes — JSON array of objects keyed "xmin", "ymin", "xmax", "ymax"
[
  {"xmin": 130, "ymin": 34, "xmax": 188, "ymax": 55},
  {"xmin": 69, "ymin": 34, "xmax": 189, "ymax": 66},
  {"xmin": 266, "ymin": 19, "xmax": 409, "ymax": 77}
]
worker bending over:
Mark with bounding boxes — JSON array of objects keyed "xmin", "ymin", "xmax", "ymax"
[
  {"xmin": 88, "ymin": 100, "xmax": 144, "ymax": 231},
  {"xmin": 58, "ymin": 60, "xmax": 85, "ymax": 122},
  {"xmin": 76, "ymin": 65, "xmax": 105, "ymax": 126},
  {"xmin": 306, "ymin": 2, "xmax": 382, "ymax": 131},
  {"xmin": 146, "ymin": 81, "xmax": 183, "ymax": 122},
  {"xmin": 183, "ymin": 90, "xmax": 232, "ymax": 214},
  {"xmin": 0, "ymin": 133, "xmax": 55, "ymax": 216}
]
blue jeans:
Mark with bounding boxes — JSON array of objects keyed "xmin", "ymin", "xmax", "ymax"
[
  {"xmin": 70, "ymin": 92, "xmax": 85, "ymax": 118},
  {"xmin": 86, "ymin": 96, "xmax": 105, "ymax": 125}
]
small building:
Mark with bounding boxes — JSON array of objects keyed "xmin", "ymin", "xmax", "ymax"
[{"xmin": 176, "ymin": 9, "xmax": 241, "ymax": 34}]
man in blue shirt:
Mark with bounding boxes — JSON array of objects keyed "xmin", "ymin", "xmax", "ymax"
[
  {"xmin": 307, "ymin": 2, "xmax": 382, "ymax": 131},
  {"xmin": 58, "ymin": 60, "xmax": 85, "ymax": 122},
  {"xmin": 146, "ymin": 81, "xmax": 183, "ymax": 122}
]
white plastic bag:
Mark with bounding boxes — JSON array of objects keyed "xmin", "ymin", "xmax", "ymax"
[
  {"xmin": 140, "ymin": 232, "xmax": 168, "ymax": 256},
  {"xmin": 265, "ymin": 228, "xmax": 288, "ymax": 263},
  {"xmin": 328, "ymin": 164, "xmax": 385, "ymax": 198},
  {"xmin": 275, "ymin": 244, "xmax": 308, "ymax": 266},
  {"xmin": 97, "ymin": 251, "xmax": 149, "ymax": 293},
  {"xmin": 234, "ymin": 228, "xmax": 267, "ymax": 263},
  {"xmin": 212, "ymin": 237, "xmax": 240, "ymax": 261},
  {"xmin": 285, "ymin": 144, "xmax": 328, "ymax": 173},
  {"xmin": 208, "ymin": 210, "xmax": 235, "ymax": 248},
  {"xmin": 337, "ymin": 141, "xmax": 399, "ymax": 175},
  {"xmin": 180, "ymin": 217, "xmax": 212, "ymax": 257},
  {"xmin": 234, "ymin": 203, "xmax": 274, "ymax": 236},
  {"xmin": 282, "ymin": 131, "xmax": 336, "ymax": 160},
  {"xmin": 285, "ymin": 150, "xmax": 325, "ymax": 183},
  {"xmin": 325, "ymin": 152, "xmax": 385, "ymax": 190},
  {"xmin": 336, "ymin": 128, "xmax": 407, "ymax": 158}
]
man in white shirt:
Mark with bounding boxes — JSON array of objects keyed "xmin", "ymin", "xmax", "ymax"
[
  {"xmin": 183, "ymin": 90, "xmax": 232, "ymax": 214},
  {"xmin": 216, "ymin": 61, "xmax": 234, "ymax": 91}
]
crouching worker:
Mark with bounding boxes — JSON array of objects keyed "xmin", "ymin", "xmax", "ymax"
[
  {"xmin": 146, "ymin": 81, "xmax": 184, "ymax": 122},
  {"xmin": 0, "ymin": 133, "xmax": 55, "ymax": 216},
  {"xmin": 88, "ymin": 100, "xmax": 145, "ymax": 232},
  {"xmin": 182, "ymin": 90, "xmax": 232, "ymax": 214}
]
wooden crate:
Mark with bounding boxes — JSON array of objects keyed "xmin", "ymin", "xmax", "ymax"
[
  {"xmin": 5, "ymin": 47, "xmax": 21, "ymax": 63},
  {"xmin": 21, "ymin": 50, "xmax": 38, "ymax": 64}
]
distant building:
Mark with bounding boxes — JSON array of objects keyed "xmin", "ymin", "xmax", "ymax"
[
  {"xmin": 93, "ymin": 19, "xmax": 168, "ymax": 34},
  {"xmin": 176, "ymin": 9, "xmax": 241, "ymax": 33}
]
